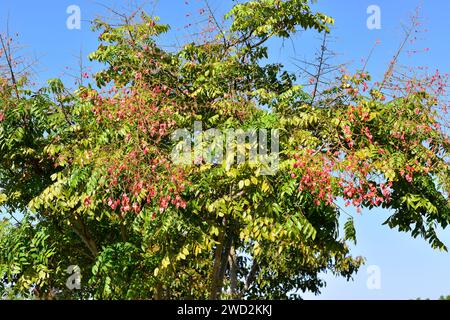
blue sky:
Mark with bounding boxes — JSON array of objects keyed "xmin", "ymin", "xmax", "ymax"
[{"xmin": 1, "ymin": 0, "xmax": 450, "ymax": 299}]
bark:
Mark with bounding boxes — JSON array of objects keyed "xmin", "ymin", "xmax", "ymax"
[
  {"xmin": 70, "ymin": 216, "xmax": 98, "ymax": 258},
  {"xmin": 209, "ymin": 218, "xmax": 231, "ymax": 300},
  {"xmin": 217, "ymin": 236, "xmax": 232, "ymax": 295},
  {"xmin": 240, "ymin": 260, "xmax": 259, "ymax": 299},
  {"xmin": 154, "ymin": 283, "xmax": 163, "ymax": 300},
  {"xmin": 229, "ymin": 243, "xmax": 238, "ymax": 298}
]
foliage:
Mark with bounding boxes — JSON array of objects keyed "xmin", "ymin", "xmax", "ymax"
[{"xmin": 0, "ymin": 1, "xmax": 449, "ymax": 300}]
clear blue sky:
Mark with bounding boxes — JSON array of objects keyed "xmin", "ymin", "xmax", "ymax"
[{"xmin": 1, "ymin": 0, "xmax": 449, "ymax": 299}]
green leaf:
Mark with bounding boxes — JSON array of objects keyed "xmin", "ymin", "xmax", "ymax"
[{"xmin": 344, "ymin": 218, "xmax": 357, "ymax": 245}]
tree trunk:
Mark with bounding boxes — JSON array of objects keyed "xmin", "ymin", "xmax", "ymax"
[
  {"xmin": 70, "ymin": 216, "xmax": 98, "ymax": 258},
  {"xmin": 229, "ymin": 243, "xmax": 238, "ymax": 298},
  {"xmin": 240, "ymin": 260, "xmax": 259, "ymax": 299},
  {"xmin": 209, "ymin": 218, "xmax": 231, "ymax": 300}
]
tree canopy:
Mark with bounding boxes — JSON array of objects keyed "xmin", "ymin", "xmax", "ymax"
[{"xmin": 0, "ymin": 0, "xmax": 449, "ymax": 299}]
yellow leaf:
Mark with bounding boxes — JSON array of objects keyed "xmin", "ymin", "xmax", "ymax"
[
  {"xmin": 385, "ymin": 169, "xmax": 395, "ymax": 181},
  {"xmin": 261, "ymin": 180, "xmax": 269, "ymax": 192},
  {"xmin": 210, "ymin": 226, "xmax": 219, "ymax": 237},
  {"xmin": 162, "ymin": 257, "xmax": 170, "ymax": 269},
  {"xmin": 254, "ymin": 243, "xmax": 261, "ymax": 256}
]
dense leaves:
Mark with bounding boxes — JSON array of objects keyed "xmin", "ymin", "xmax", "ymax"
[{"xmin": 0, "ymin": 0, "xmax": 449, "ymax": 300}]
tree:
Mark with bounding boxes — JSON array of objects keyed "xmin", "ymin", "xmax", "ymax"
[{"xmin": 0, "ymin": 0, "xmax": 449, "ymax": 300}]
